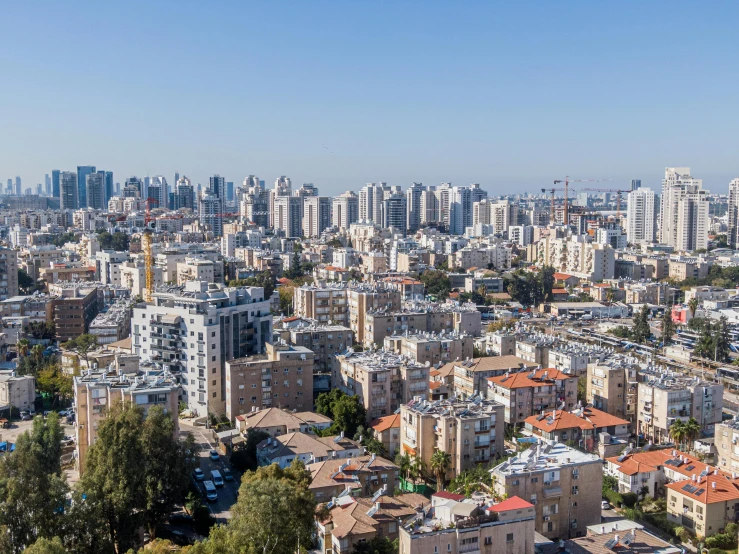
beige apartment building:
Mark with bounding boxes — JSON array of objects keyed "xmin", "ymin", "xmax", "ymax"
[
  {"xmin": 487, "ymin": 368, "xmax": 578, "ymax": 426},
  {"xmin": 714, "ymin": 419, "xmax": 739, "ymax": 472},
  {"xmin": 399, "ymin": 495, "xmax": 536, "ymax": 554},
  {"xmin": 294, "ymin": 284, "xmax": 350, "ymax": 326},
  {"xmin": 225, "ymin": 342, "xmax": 314, "ymax": 419},
  {"xmin": 586, "ymin": 360, "xmax": 639, "ymax": 425},
  {"xmin": 400, "ymin": 398, "xmax": 505, "ymax": 479},
  {"xmin": 637, "ymin": 368, "xmax": 723, "ymax": 444},
  {"xmin": 491, "ymin": 441, "xmax": 603, "ymax": 540},
  {"xmin": 334, "ymin": 350, "xmax": 430, "ymax": 420},
  {"xmin": 348, "ymin": 286, "xmax": 402, "ymax": 345},
  {"xmin": 74, "ymin": 370, "xmax": 179, "ymax": 473},
  {"xmin": 288, "ymin": 324, "xmax": 353, "ymax": 374},
  {"xmin": 448, "ymin": 355, "xmax": 533, "ymax": 398},
  {"xmin": 383, "ymin": 331, "xmax": 474, "ymax": 366},
  {"xmin": 0, "ymin": 374, "xmax": 35, "ymax": 412}
]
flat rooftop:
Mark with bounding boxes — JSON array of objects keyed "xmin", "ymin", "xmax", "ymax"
[{"xmin": 492, "ymin": 439, "xmax": 600, "ymax": 476}]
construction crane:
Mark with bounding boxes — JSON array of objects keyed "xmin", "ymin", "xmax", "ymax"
[
  {"xmin": 553, "ymin": 177, "xmax": 612, "ymax": 225},
  {"xmin": 142, "ymin": 197, "xmax": 159, "ymax": 303},
  {"xmin": 577, "ymin": 188, "xmax": 631, "ymax": 218},
  {"xmin": 541, "ymin": 188, "xmax": 564, "ymax": 224}
]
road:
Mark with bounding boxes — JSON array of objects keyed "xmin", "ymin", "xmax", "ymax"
[{"xmin": 180, "ymin": 419, "xmax": 240, "ymax": 523}]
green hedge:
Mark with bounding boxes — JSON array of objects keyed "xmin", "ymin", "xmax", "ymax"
[{"xmin": 603, "ymin": 488, "xmax": 623, "ymax": 507}]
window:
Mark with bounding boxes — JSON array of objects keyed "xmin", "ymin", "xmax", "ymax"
[
  {"xmin": 506, "ymin": 533, "xmax": 514, "ymax": 543},
  {"xmin": 484, "ymin": 537, "xmax": 492, "ymax": 545},
  {"xmin": 212, "ymin": 392, "xmax": 216, "ymax": 398},
  {"xmin": 212, "ymin": 331, "xmax": 216, "ymax": 337}
]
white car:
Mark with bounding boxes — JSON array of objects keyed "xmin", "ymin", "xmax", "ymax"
[{"xmin": 601, "ymin": 500, "xmax": 611, "ymax": 510}]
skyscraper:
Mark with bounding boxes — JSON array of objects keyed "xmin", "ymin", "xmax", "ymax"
[
  {"xmin": 104, "ymin": 171, "xmax": 114, "ymax": 204},
  {"xmin": 332, "ymin": 191, "xmax": 359, "ymax": 230},
  {"xmin": 449, "ymin": 186, "xmax": 472, "ymax": 235},
  {"xmin": 631, "ymin": 179, "xmax": 642, "ymax": 191},
  {"xmin": 382, "ymin": 193, "xmax": 408, "ymax": 234},
  {"xmin": 209, "ymin": 174, "xmax": 226, "ymax": 213},
  {"xmin": 269, "ymin": 176, "xmax": 292, "ymax": 228},
  {"xmin": 273, "ymin": 196, "xmax": 302, "ymax": 238},
  {"xmin": 659, "ymin": 167, "xmax": 709, "ymax": 252},
  {"xmin": 15, "ymin": 176, "xmax": 21, "ymax": 196},
  {"xmin": 86, "ymin": 171, "xmax": 107, "ymax": 210},
  {"xmin": 77, "ymin": 166, "xmax": 96, "ymax": 208},
  {"xmin": 226, "ymin": 181, "xmax": 234, "ymax": 203},
  {"xmin": 359, "ymin": 183, "xmax": 385, "ymax": 222},
  {"xmin": 728, "ymin": 178, "xmax": 739, "ymax": 249},
  {"xmin": 60, "ymin": 171, "xmax": 78, "ymax": 210},
  {"xmin": 123, "ymin": 176, "xmax": 143, "ymax": 198},
  {"xmin": 174, "ymin": 176, "xmax": 195, "ymax": 210},
  {"xmin": 44, "ymin": 174, "xmax": 51, "ymax": 195},
  {"xmin": 406, "ymin": 182, "xmax": 424, "ymax": 232},
  {"xmin": 150, "ymin": 176, "xmax": 168, "ymax": 208},
  {"xmin": 51, "ymin": 170, "xmax": 60, "ymax": 198},
  {"xmin": 626, "ymin": 187, "xmax": 656, "ymax": 244},
  {"xmin": 303, "ymin": 196, "xmax": 332, "ymax": 238},
  {"xmin": 199, "ymin": 192, "xmax": 223, "ymax": 236},
  {"xmin": 6, "ymin": 179, "xmax": 12, "ymax": 194}
]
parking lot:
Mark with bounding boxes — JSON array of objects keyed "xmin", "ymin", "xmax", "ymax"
[
  {"xmin": 180, "ymin": 419, "xmax": 240, "ymax": 523},
  {"xmin": 0, "ymin": 417, "xmax": 75, "ymax": 444}
]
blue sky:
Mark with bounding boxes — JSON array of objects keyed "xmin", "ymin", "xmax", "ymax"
[{"xmin": 2, "ymin": 1, "xmax": 738, "ymax": 196}]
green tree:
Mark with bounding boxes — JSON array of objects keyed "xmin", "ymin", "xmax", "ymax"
[
  {"xmin": 278, "ymin": 285, "xmax": 294, "ymax": 315},
  {"xmin": 199, "ymin": 462, "xmax": 316, "ymax": 554},
  {"xmin": 17, "ymin": 338, "xmax": 30, "ymax": 358},
  {"xmin": 631, "ymin": 305, "xmax": 651, "ymax": 344},
  {"xmin": 229, "ymin": 270, "xmax": 275, "ymax": 298},
  {"xmin": 683, "ymin": 418, "xmax": 701, "ymax": 449},
  {"xmin": 24, "ymin": 537, "xmax": 68, "ymax": 554},
  {"xmin": 50, "ymin": 232, "xmax": 77, "ymax": 248},
  {"xmin": 688, "ymin": 297, "xmax": 699, "ymax": 319},
  {"xmin": 111, "ymin": 232, "xmax": 129, "ymax": 251},
  {"xmin": 0, "ymin": 430, "xmax": 68, "ymax": 552},
  {"xmin": 669, "ymin": 420, "xmax": 686, "ymax": 449},
  {"xmin": 577, "ymin": 375, "xmax": 587, "ymax": 403},
  {"xmin": 540, "ymin": 265, "xmax": 555, "ymax": 302},
  {"xmin": 24, "ymin": 321, "xmax": 57, "ymax": 341},
  {"xmin": 62, "ymin": 334, "xmax": 99, "ymax": 369},
  {"xmin": 715, "ymin": 316, "xmax": 731, "ymax": 362},
  {"xmin": 18, "ymin": 269, "xmax": 35, "ymax": 294},
  {"xmin": 431, "ymin": 450, "xmax": 451, "ymax": 491},
  {"xmin": 662, "ymin": 309, "xmax": 675, "ymax": 347},
  {"xmin": 419, "ymin": 269, "xmax": 451, "ymax": 300},
  {"xmin": 352, "ymin": 537, "xmax": 398, "ymax": 554},
  {"xmin": 315, "ymin": 389, "xmax": 367, "ymax": 438},
  {"xmin": 230, "ymin": 428, "xmax": 270, "ymax": 472},
  {"xmin": 29, "ymin": 413, "xmax": 64, "ymax": 475},
  {"xmin": 284, "ymin": 251, "xmax": 304, "ymax": 280},
  {"xmin": 395, "ymin": 452, "xmax": 411, "ymax": 481}
]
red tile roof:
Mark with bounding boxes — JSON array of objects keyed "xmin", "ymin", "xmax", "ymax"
[
  {"xmin": 370, "ymin": 414, "xmax": 400, "ymax": 433},
  {"xmin": 433, "ymin": 491, "xmax": 466, "ymax": 502},
  {"xmin": 553, "ymin": 273, "xmax": 574, "ymax": 280},
  {"xmin": 487, "ymin": 496, "xmax": 534, "ymax": 512},
  {"xmin": 666, "ymin": 472, "xmax": 739, "ymax": 505},
  {"xmin": 488, "ymin": 368, "xmax": 574, "ymax": 390},
  {"xmin": 607, "ymin": 449, "xmax": 709, "ymax": 480}
]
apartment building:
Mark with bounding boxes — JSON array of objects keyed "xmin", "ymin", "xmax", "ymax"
[
  {"xmin": 484, "ymin": 332, "xmax": 517, "ymax": 356},
  {"xmin": 48, "ymin": 282, "xmax": 102, "ymax": 342},
  {"xmin": 333, "ymin": 350, "xmax": 430, "ymax": 420},
  {"xmin": 449, "ymin": 355, "xmax": 534, "ymax": 398},
  {"xmin": 256, "ymin": 431, "xmax": 362, "ymax": 468},
  {"xmin": 294, "ymin": 283, "xmax": 350, "ymax": 326},
  {"xmin": 348, "ymin": 286, "xmax": 402, "ymax": 345},
  {"xmin": 637, "ymin": 368, "xmax": 723, "ymax": 444},
  {"xmin": 399, "ymin": 494, "xmax": 536, "ymax": 554},
  {"xmin": 288, "ymin": 324, "xmax": 353, "ymax": 374},
  {"xmin": 308, "ymin": 453, "xmax": 400, "ymax": 502},
  {"xmin": 225, "ymin": 342, "xmax": 314, "ymax": 419},
  {"xmin": 370, "ymin": 414, "xmax": 401, "ymax": 457},
  {"xmin": 0, "ymin": 374, "xmax": 35, "ymax": 412},
  {"xmin": 0, "ymin": 294, "xmax": 56, "ymax": 323},
  {"xmin": 234, "ymin": 406, "xmax": 332, "ymax": 437},
  {"xmin": 515, "ymin": 337, "xmax": 554, "ymax": 366},
  {"xmin": 487, "ymin": 368, "xmax": 578, "ymax": 427},
  {"xmin": 714, "ymin": 419, "xmax": 739, "ymax": 472},
  {"xmin": 0, "ymin": 248, "xmax": 19, "ymax": 300},
  {"xmin": 382, "ymin": 331, "xmax": 474, "ymax": 366},
  {"xmin": 400, "ymin": 397, "xmax": 504, "ymax": 478},
  {"xmin": 132, "ymin": 281, "xmax": 272, "ymax": 417},
  {"xmin": 623, "ymin": 282, "xmax": 669, "ymax": 305},
  {"xmin": 586, "ymin": 359, "xmax": 639, "ymax": 425},
  {"xmin": 74, "ymin": 369, "xmax": 179, "ymax": 472},
  {"xmin": 537, "ymin": 235, "xmax": 615, "ymax": 281},
  {"xmin": 491, "ymin": 440, "xmax": 603, "ymax": 540},
  {"xmin": 547, "ymin": 344, "xmax": 608, "ymax": 376},
  {"xmin": 88, "ymin": 299, "xmax": 132, "ymax": 344}
]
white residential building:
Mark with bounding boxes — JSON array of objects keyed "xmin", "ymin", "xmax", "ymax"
[
  {"xmin": 728, "ymin": 178, "xmax": 739, "ymax": 249},
  {"xmin": 626, "ymin": 187, "xmax": 656, "ymax": 244},
  {"xmin": 659, "ymin": 167, "xmax": 709, "ymax": 252}
]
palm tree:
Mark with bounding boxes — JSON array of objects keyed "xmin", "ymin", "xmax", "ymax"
[
  {"xmin": 395, "ymin": 453, "xmax": 411, "ymax": 482},
  {"xmin": 684, "ymin": 418, "xmax": 701, "ymax": 452},
  {"xmin": 17, "ymin": 338, "xmax": 30, "ymax": 358},
  {"xmin": 31, "ymin": 344, "xmax": 43, "ymax": 363},
  {"xmin": 411, "ymin": 455, "xmax": 427, "ymax": 485},
  {"xmin": 669, "ymin": 420, "xmax": 686, "ymax": 449},
  {"xmin": 688, "ymin": 297, "xmax": 699, "ymax": 320},
  {"xmin": 431, "ymin": 450, "xmax": 451, "ymax": 491}
]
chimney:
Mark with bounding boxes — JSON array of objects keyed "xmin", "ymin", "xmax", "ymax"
[
  {"xmin": 613, "ymin": 523, "xmax": 618, "ymax": 531},
  {"xmin": 614, "ymin": 535, "xmax": 619, "ymax": 545},
  {"xmin": 712, "ymin": 482, "xmax": 717, "ymax": 490},
  {"xmin": 601, "ymin": 526, "xmax": 605, "ymax": 534},
  {"xmin": 715, "ymin": 468, "xmax": 719, "ymax": 475},
  {"xmin": 375, "ymin": 501, "xmax": 381, "ymax": 512}
]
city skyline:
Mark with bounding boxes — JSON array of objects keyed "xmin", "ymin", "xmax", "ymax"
[{"xmin": 2, "ymin": 2, "xmax": 739, "ymax": 195}]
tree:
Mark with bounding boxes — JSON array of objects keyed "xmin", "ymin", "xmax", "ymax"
[
  {"xmin": 683, "ymin": 418, "xmax": 701, "ymax": 450},
  {"xmin": 430, "ymin": 450, "xmax": 451, "ymax": 491},
  {"xmin": 631, "ymin": 305, "xmax": 651, "ymax": 344},
  {"xmin": 229, "ymin": 270, "xmax": 275, "ymax": 298},
  {"xmin": 29, "ymin": 413, "xmax": 64, "ymax": 475},
  {"xmin": 352, "ymin": 537, "xmax": 398, "ymax": 554},
  {"xmin": 284, "ymin": 251, "xmax": 304, "ymax": 280},
  {"xmin": 688, "ymin": 297, "xmax": 699, "ymax": 319},
  {"xmin": 18, "ymin": 269, "xmax": 35, "ymax": 294},
  {"xmin": 662, "ymin": 309, "xmax": 675, "ymax": 347},
  {"xmin": 231, "ymin": 428, "xmax": 269, "ymax": 472},
  {"xmin": 669, "ymin": 420, "xmax": 686, "ymax": 449},
  {"xmin": 0, "ymin": 429, "xmax": 68, "ymax": 552},
  {"xmin": 419, "ymin": 270, "xmax": 451, "ymax": 300},
  {"xmin": 200, "ymin": 462, "xmax": 316, "ymax": 554},
  {"xmin": 24, "ymin": 321, "xmax": 56, "ymax": 341},
  {"xmin": 50, "ymin": 232, "xmax": 77, "ymax": 248},
  {"xmin": 315, "ymin": 389, "xmax": 367, "ymax": 438},
  {"xmin": 540, "ymin": 265, "xmax": 555, "ymax": 302},
  {"xmin": 37, "ymin": 363, "xmax": 74, "ymax": 406},
  {"xmin": 16, "ymin": 339, "xmax": 30, "ymax": 358},
  {"xmin": 278, "ymin": 285, "xmax": 294, "ymax": 315},
  {"xmin": 577, "ymin": 375, "xmax": 587, "ymax": 403},
  {"xmin": 395, "ymin": 452, "xmax": 411, "ymax": 481},
  {"xmin": 410, "ymin": 455, "xmax": 427, "ymax": 485},
  {"xmin": 24, "ymin": 537, "xmax": 68, "ymax": 554},
  {"xmin": 62, "ymin": 334, "xmax": 98, "ymax": 369},
  {"xmin": 80, "ymin": 402, "xmax": 193, "ymax": 552}
]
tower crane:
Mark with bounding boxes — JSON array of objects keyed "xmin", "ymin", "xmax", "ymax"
[
  {"xmin": 577, "ymin": 188, "xmax": 631, "ymax": 218},
  {"xmin": 142, "ymin": 197, "xmax": 159, "ymax": 303},
  {"xmin": 553, "ymin": 177, "xmax": 612, "ymax": 225}
]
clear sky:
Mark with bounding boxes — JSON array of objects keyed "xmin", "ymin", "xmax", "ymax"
[{"xmin": 2, "ymin": 1, "xmax": 738, "ymax": 196}]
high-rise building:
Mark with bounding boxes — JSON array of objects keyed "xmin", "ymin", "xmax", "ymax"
[
  {"xmin": 226, "ymin": 181, "xmax": 234, "ymax": 203},
  {"xmin": 405, "ymin": 182, "xmax": 424, "ymax": 232},
  {"xmin": 60, "ymin": 171, "xmax": 79, "ymax": 209},
  {"xmin": 449, "ymin": 186, "xmax": 472, "ymax": 235},
  {"xmin": 199, "ymin": 192, "xmax": 223, "ymax": 236},
  {"xmin": 728, "ymin": 178, "xmax": 739, "ymax": 249},
  {"xmin": 382, "ymin": 193, "xmax": 407, "ymax": 234},
  {"xmin": 303, "ymin": 196, "xmax": 332, "ymax": 238},
  {"xmin": 659, "ymin": 167, "xmax": 709, "ymax": 252},
  {"xmin": 332, "ymin": 191, "xmax": 359, "ymax": 230},
  {"xmin": 76, "ymin": 166, "xmax": 96, "ymax": 208},
  {"xmin": 239, "ymin": 184, "xmax": 270, "ymax": 228},
  {"xmin": 123, "ymin": 177, "xmax": 142, "ymax": 198},
  {"xmin": 104, "ymin": 171, "xmax": 114, "ymax": 204},
  {"xmin": 86, "ymin": 171, "xmax": 107, "ymax": 210},
  {"xmin": 14, "ymin": 176, "xmax": 21, "ymax": 196},
  {"xmin": 269, "ymin": 176, "xmax": 292, "ymax": 228},
  {"xmin": 174, "ymin": 176, "xmax": 194, "ymax": 210},
  {"xmin": 631, "ymin": 179, "xmax": 642, "ymax": 191},
  {"xmin": 44, "ymin": 174, "xmax": 51, "ymax": 195},
  {"xmin": 51, "ymin": 170, "xmax": 60, "ymax": 198},
  {"xmin": 626, "ymin": 187, "xmax": 657, "ymax": 244},
  {"xmin": 359, "ymin": 183, "xmax": 385, "ymax": 222},
  {"xmin": 419, "ymin": 186, "xmax": 438, "ymax": 225},
  {"xmin": 149, "ymin": 175, "xmax": 168, "ymax": 208},
  {"xmin": 434, "ymin": 182, "xmax": 452, "ymax": 229},
  {"xmin": 273, "ymin": 196, "xmax": 302, "ymax": 238},
  {"xmin": 209, "ymin": 174, "xmax": 226, "ymax": 213}
]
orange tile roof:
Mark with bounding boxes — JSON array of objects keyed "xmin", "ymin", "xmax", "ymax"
[
  {"xmin": 488, "ymin": 368, "xmax": 574, "ymax": 390},
  {"xmin": 430, "ymin": 381, "xmax": 442, "ymax": 390},
  {"xmin": 607, "ymin": 449, "xmax": 710, "ymax": 480},
  {"xmin": 553, "ymin": 273, "xmax": 573, "ymax": 280},
  {"xmin": 552, "ymin": 289, "xmax": 568, "ymax": 294},
  {"xmin": 370, "ymin": 414, "xmax": 400, "ymax": 433},
  {"xmin": 487, "ymin": 496, "xmax": 534, "ymax": 512},
  {"xmin": 666, "ymin": 472, "xmax": 739, "ymax": 505},
  {"xmin": 594, "ymin": 283, "xmax": 611, "ymax": 288}
]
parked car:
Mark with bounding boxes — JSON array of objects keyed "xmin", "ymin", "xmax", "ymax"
[
  {"xmin": 601, "ymin": 500, "xmax": 611, "ymax": 510},
  {"xmin": 20, "ymin": 411, "xmax": 31, "ymax": 421},
  {"xmin": 222, "ymin": 468, "xmax": 234, "ymax": 481},
  {"xmin": 193, "ymin": 468, "xmax": 205, "ymax": 481},
  {"xmin": 209, "ymin": 450, "xmax": 220, "ymax": 462},
  {"xmin": 203, "ymin": 480, "xmax": 218, "ymax": 502}
]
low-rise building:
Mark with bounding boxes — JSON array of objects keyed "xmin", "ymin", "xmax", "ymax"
[
  {"xmin": 491, "ymin": 440, "xmax": 603, "ymax": 540},
  {"xmin": 586, "ymin": 359, "xmax": 639, "ymax": 425},
  {"xmin": 88, "ymin": 299, "xmax": 132, "ymax": 344},
  {"xmin": 234, "ymin": 407, "xmax": 333, "ymax": 437},
  {"xmin": 288, "ymin": 324, "xmax": 353, "ymax": 374},
  {"xmin": 225, "ymin": 342, "xmax": 315, "ymax": 419},
  {"xmin": 383, "ymin": 331, "xmax": 474, "ymax": 366},
  {"xmin": 48, "ymin": 282, "xmax": 102, "ymax": 342},
  {"xmin": 400, "ymin": 397, "xmax": 505, "ymax": 478},
  {"xmin": 487, "ymin": 368, "xmax": 578, "ymax": 426},
  {"xmin": 256, "ymin": 431, "xmax": 362, "ymax": 468},
  {"xmin": 370, "ymin": 414, "xmax": 401, "ymax": 457},
  {"xmin": 308, "ymin": 454, "xmax": 400, "ymax": 502},
  {"xmin": 445, "ymin": 355, "xmax": 534, "ymax": 399},
  {"xmin": 0, "ymin": 374, "xmax": 35, "ymax": 412},
  {"xmin": 714, "ymin": 419, "xmax": 739, "ymax": 472}
]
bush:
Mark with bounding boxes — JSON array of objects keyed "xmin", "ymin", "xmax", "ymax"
[
  {"xmin": 621, "ymin": 492, "xmax": 638, "ymax": 508},
  {"xmin": 704, "ymin": 531, "xmax": 737, "ymax": 550},
  {"xmin": 708, "ymin": 548, "xmax": 725, "ymax": 554}
]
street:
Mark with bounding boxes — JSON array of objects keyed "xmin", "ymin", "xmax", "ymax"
[{"xmin": 180, "ymin": 419, "xmax": 240, "ymax": 523}]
